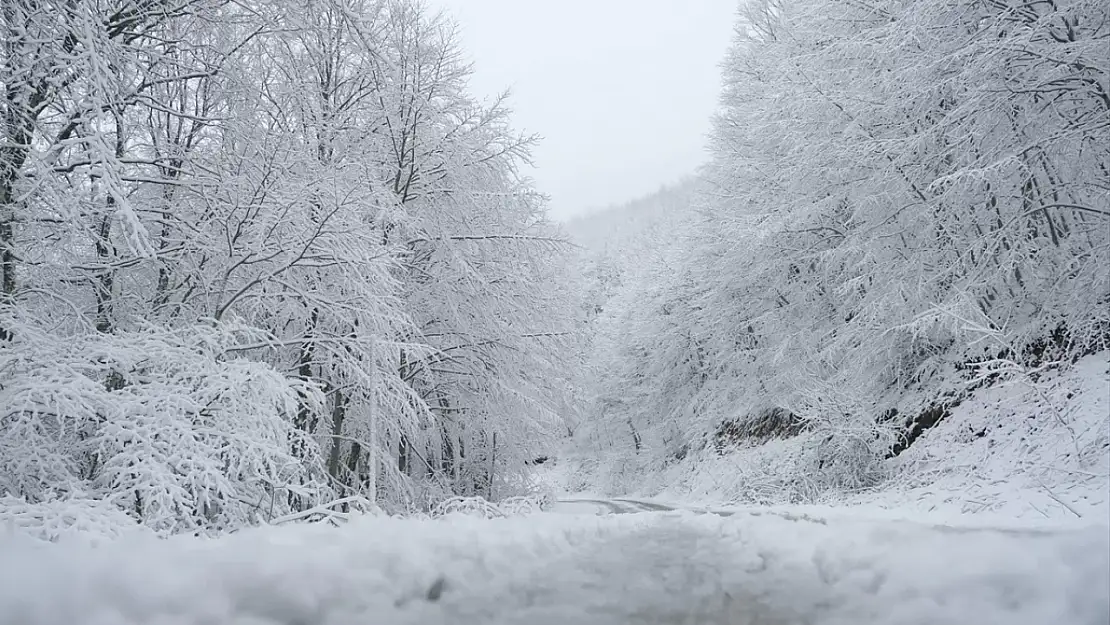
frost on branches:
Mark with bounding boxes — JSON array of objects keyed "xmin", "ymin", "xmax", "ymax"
[
  {"xmin": 0, "ymin": 317, "xmax": 327, "ymax": 537},
  {"xmin": 1, "ymin": 0, "xmax": 576, "ymax": 536},
  {"xmin": 578, "ymin": 0, "xmax": 1109, "ymax": 498}
]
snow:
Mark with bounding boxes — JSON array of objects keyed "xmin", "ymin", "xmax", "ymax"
[
  {"xmin": 0, "ymin": 496, "xmax": 155, "ymax": 546},
  {"xmin": 884, "ymin": 353, "xmax": 1110, "ymax": 521},
  {"xmin": 3, "ymin": 356, "xmax": 1107, "ymax": 624},
  {"xmin": 586, "ymin": 353, "xmax": 1110, "ymax": 525},
  {"xmin": 0, "ymin": 507, "xmax": 1106, "ymax": 625},
  {"xmin": 547, "ymin": 499, "xmax": 615, "ymax": 516}
]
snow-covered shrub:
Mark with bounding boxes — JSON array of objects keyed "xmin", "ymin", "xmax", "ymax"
[
  {"xmin": 0, "ymin": 314, "xmax": 332, "ymax": 535},
  {"xmin": 267, "ymin": 495, "xmax": 379, "ymax": 527},
  {"xmin": 786, "ymin": 379, "xmax": 899, "ymax": 501},
  {"xmin": 794, "ymin": 427, "xmax": 894, "ymax": 502},
  {"xmin": 430, "ymin": 494, "xmax": 552, "ymax": 519},
  {"xmin": 0, "ymin": 495, "xmax": 149, "ymax": 545}
]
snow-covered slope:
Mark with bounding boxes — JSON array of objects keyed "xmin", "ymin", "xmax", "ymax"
[
  {"xmin": 1, "ymin": 507, "xmax": 1106, "ymax": 625},
  {"xmin": 575, "ymin": 353, "xmax": 1110, "ymax": 524},
  {"xmin": 881, "ymin": 353, "xmax": 1109, "ymax": 519}
]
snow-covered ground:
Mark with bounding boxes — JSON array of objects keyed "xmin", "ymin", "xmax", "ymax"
[
  {"xmin": 565, "ymin": 353, "xmax": 1110, "ymax": 525},
  {"xmin": 1, "ymin": 359, "xmax": 1105, "ymax": 625},
  {"xmin": 1, "ymin": 505, "xmax": 1107, "ymax": 625}
]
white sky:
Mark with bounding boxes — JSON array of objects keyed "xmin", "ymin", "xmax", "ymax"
[{"xmin": 428, "ymin": 0, "xmax": 738, "ymax": 221}]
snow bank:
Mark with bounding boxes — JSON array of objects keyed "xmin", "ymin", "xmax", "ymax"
[
  {"xmin": 591, "ymin": 353, "xmax": 1110, "ymax": 523},
  {"xmin": 886, "ymin": 353, "xmax": 1110, "ymax": 520},
  {"xmin": 0, "ymin": 508, "xmax": 1106, "ymax": 625}
]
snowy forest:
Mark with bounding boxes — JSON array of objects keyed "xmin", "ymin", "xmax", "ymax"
[
  {"xmin": 572, "ymin": 0, "xmax": 1109, "ymax": 507},
  {"xmin": 2, "ymin": 0, "xmax": 1108, "ymax": 541},
  {"xmin": 0, "ymin": 0, "xmax": 578, "ymax": 535}
]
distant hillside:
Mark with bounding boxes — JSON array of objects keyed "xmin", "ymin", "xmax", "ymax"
[{"xmin": 563, "ymin": 177, "xmax": 701, "ymax": 253}]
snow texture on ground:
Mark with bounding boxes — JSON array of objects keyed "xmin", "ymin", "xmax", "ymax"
[{"xmin": 1, "ymin": 507, "xmax": 1107, "ymax": 625}]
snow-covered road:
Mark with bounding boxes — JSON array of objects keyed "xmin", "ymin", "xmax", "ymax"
[
  {"xmin": 549, "ymin": 498, "xmax": 677, "ymax": 515},
  {"xmin": 0, "ymin": 504, "xmax": 1106, "ymax": 625}
]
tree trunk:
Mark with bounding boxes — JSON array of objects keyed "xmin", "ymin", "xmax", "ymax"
[
  {"xmin": 627, "ymin": 418, "xmax": 642, "ymax": 453},
  {"xmin": 94, "ymin": 212, "xmax": 115, "ymax": 334},
  {"xmin": 488, "ymin": 431, "xmax": 497, "ymax": 500},
  {"xmin": 366, "ymin": 337, "xmax": 378, "ymax": 506},
  {"xmin": 398, "ymin": 433, "xmax": 410, "ymax": 475},
  {"xmin": 325, "ymin": 389, "xmax": 347, "ymax": 481},
  {"xmin": 292, "ymin": 308, "xmax": 320, "ymax": 460}
]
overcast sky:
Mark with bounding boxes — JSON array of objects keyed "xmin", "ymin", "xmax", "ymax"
[{"xmin": 428, "ymin": 0, "xmax": 738, "ymax": 221}]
